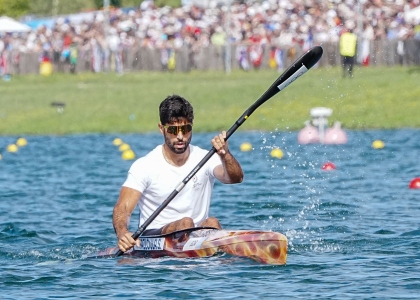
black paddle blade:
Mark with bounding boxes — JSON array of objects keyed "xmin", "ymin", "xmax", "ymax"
[
  {"xmin": 248, "ymin": 45, "xmax": 323, "ymax": 116},
  {"xmin": 226, "ymin": 46, "xmax": 323, "ymax": 138}
]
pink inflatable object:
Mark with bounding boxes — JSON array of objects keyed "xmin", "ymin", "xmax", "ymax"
[
  {"xmin": 324, "ymin": 122, "xmax": 348, "ymax": 144},
  {"xmin": 297, "ymin": 121, "xmax": 320, "ymax": 144}
]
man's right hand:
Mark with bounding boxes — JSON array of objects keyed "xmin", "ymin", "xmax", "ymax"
[
  {"xmin": 117, "ymin": 231, "xmax": 140, "ymax": 253},
  {"xmin": 113, "ymin": 187, "xmax": 142, "ymax": 253}
]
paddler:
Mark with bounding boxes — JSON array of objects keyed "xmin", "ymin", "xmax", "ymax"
[{"xmin": 113, "ymin": 95, "xmax": 244, "ymax": 253}]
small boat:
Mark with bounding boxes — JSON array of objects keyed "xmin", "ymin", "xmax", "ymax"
[{"xmin": 93, "ymin": 227, "xmax": 287, "ymax": 265}]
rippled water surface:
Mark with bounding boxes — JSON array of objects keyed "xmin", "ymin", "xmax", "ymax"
[{"xmin": 1, "ymin": 130, "xmax": 419, "ymax": 299}]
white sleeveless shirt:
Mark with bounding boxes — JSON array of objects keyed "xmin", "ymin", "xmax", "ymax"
[{"xmin": 123, "ymin": 145, "xmax": 222, "ymax": 229}]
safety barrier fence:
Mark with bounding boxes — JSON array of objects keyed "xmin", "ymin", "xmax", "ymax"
[{"xmin": 1, "ymin": 40, "xmax": 419, "ymax": 76}]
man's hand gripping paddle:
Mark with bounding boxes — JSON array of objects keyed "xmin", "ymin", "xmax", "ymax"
[{"xmin": 115, "ymin": 46, "xmax": 324, "ymax": 257}]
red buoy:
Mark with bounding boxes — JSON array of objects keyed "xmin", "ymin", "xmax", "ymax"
[
  {"xmin": 409, "ymin": 177, "xmax": 420, "ymax": 189},
  {"xmin": 322, "ymin": 162, "xmax": 336, "ymax": 171}
]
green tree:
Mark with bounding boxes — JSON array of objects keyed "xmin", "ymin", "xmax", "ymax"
[
  {"xmin": 29, "ymin": 0, "xmax": 96, "ymax": 17},
  {"xmin": 0, "ymin": 0, "xmax": 29, "ymax": 18},
  {"xmin": 121, "ymin": 0, "xmax": 181, "ymax": 8},
  {"xmin": 0, "ymin": 0, "xmax": 182, "ymax": 19},
  {"xmin": 93, "ymin": 0, "xmax": 122, "ymax": 9},
  {"xmin": 121, "ymin": 0, "xmax": 143, "ymax": 7},
  {"xmin": 154, "ymin": 0, "xmax": 181, "ymax": 7}
]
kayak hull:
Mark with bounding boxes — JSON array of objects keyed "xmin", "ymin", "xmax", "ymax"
[{"xmin": 94, "ymin": 228, "xmax": 287, "ymax": 265}]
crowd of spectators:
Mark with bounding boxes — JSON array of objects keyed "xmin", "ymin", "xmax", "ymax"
[{"xmin": 1, "ymin": 0, "xmax": 419, "ymax": 75}]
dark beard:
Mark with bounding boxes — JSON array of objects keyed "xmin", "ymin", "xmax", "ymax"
[{"xmin": 164, "ymin": 133, "xmax": 192, "ymax": 154}]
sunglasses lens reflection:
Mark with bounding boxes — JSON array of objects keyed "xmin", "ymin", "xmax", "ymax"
[{"xmin": 166, "ymin": 124, "xmax": 192, "ymax": 135}]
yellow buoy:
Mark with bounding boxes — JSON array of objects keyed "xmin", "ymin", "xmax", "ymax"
[
  {"xmin": 0, "ymin": 154, "xmax": 2, "ymax": 160},
  {"xmin": 7, "ymin": 144, "xmax": 18, "ymax": 153},
  {"xmin": 122, "ymin": 149, "xmax": 135, "ymax": 160},
  {"xmin": 118, "ymin": 143, "xmax": 130, "ymax": 152},
  {"xmin": 270, "ymin": 148, "xmax": 284, "ymax": 159},
  {"xmin": 113, "ymin": 138, "xmax": 123, "ymax": 146},
  {"xmin": 372, "ymin": 140, "xmax": 385, "ymax": 149},
  {"xmin": 240, "ymin": 142, "xmax": 252, "ymax": 152},
  {"xmin": 16, "ymin": 138, "xmax": 28, "ymax": 147}
]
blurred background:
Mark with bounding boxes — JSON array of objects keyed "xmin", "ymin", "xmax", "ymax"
[{"xmin": 0, "ymin": 0, "xmax": 419, "ymax": 76}]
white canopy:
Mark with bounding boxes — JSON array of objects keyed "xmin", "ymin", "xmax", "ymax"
[
  {"xmin": 405, "ymin": 6, "xmax": 420, "ymax": 23},
  {"xmin": 0, "ymin": 16, "xmax": 32, "ymax": 33}
]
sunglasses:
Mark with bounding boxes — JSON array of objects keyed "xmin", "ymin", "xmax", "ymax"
[{"xmin": 163, "ymin": 124, "xmax": 193, "ymax": 135}]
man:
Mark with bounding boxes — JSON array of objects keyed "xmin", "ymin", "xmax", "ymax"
[
  {"xmin": 339, "ymin": 28, "xmax": 357, "ymax": 78},
  {"xmin": 113, "ymin": 94, "xmax": 244, "ymax": 253}
]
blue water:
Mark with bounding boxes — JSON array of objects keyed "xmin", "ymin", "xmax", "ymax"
[{"xmin": 1, "ymin": 130, "xmax": 419, "ymax": 299}]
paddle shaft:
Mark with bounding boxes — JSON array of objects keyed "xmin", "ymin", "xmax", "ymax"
[{"xmin": 115, "ymin": 46, "xmax": 324, "ymax": 257}]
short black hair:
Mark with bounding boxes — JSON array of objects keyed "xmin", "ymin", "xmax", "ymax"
[{"xmin": 159, "ymin": 95, "xmax": 194, "ymax": 125}]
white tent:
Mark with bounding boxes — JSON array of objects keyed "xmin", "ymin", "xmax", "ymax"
[
  {"xmin": 405, "ymin": 6, "xmax": 420, "ymax": 24},
  {"xmin": 0, "ymin": 16, "xmax": 32, "ymax": 33}
]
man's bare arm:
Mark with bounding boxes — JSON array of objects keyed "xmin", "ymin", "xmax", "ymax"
[
  {"xmin": 113, "ymin": 187, "xmax": 141, "ymax": 252},
  {"xmin": 214, "ymin": 150, "xmax": 244, "ymax": 184},
  {"xmin": 212, "ymin": 131, "xmax": 244, "ymax": 184}
]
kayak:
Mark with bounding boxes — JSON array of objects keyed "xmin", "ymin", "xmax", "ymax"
[
  {"xmin": 94, "ymin": 227, "xmax": 287, "ymax": 265},
  {"xmin": 93, "ymin": 227, "xmax": 287, "ymax": 265}
]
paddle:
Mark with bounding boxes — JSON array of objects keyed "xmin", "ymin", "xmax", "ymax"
[{"xmin": 115, "ymin": 45, "xmax": 324, "ymax": 257}]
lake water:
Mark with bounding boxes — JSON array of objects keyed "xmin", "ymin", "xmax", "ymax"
[{"xmin": 1, "ymin": 129, "xmax": 419, "ymax": 299}]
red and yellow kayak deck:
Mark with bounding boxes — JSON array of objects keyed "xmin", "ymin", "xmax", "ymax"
[{"xmin": 95, "ymin": 227, "xmax": 287, "ymax": 265}]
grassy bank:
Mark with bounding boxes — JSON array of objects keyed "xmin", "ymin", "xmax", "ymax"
[{"xmin": 0, "ymin": 66, "xmax": 419, "ymax": 135}]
